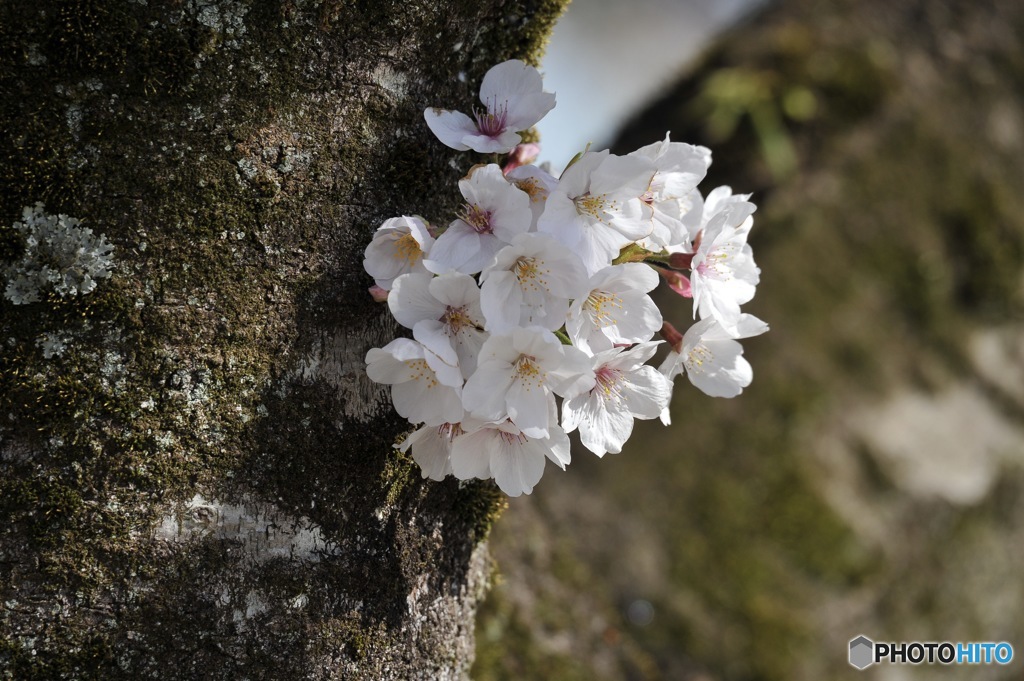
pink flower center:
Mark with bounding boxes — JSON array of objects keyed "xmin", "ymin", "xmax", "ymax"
[
  {"xmin": 499, "ymin": 430, "xmax": 529, "ymax": 446},
  {"xmin": 441, "ymin": 305, "xmax": 475, "ymax": 333},
  {"xmin": 461, "ymin": 203, "xmax": 493, "ymax": 234},
  {"xmin": 475, "ymin": 97, "xmax": 510, "ymax": 137},
  {"xmin": 695, "ymin": 251, "xmax": 729, "ymax": 280},
  {"xmin": 437, "ymin": 422, "xmax": 465, "ymax": 443},
  {"xmin": 594, "ymin": 366, "xmax": 624, "ymax": 401}
]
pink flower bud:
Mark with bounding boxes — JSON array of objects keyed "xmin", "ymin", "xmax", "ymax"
[
  {"xmin": 660, "ymin": 321, "xmax": 684, "ymax": 354},
  {"xmin": 659, "ymin": 269, "xmax": 692, "ymax": 298},
  {"xmin": 502, "ymin": 143, "xmax": 541, "ymax": 174},
  {"xmin": 368, "ymin": 285, "xmax": 389, "ymax": 302}
]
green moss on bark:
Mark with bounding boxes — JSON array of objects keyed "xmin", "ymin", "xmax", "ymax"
[{"xmin": 1, "ymin": 0, "xmax": 567, "ymax": 677}]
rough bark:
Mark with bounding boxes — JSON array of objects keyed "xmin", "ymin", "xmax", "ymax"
[{"xmin": 0, "ymin": 1, "xmax": 565, "ymax": 678}]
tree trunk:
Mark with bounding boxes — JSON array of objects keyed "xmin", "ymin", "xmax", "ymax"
[{"xmin": 0, "ymin": 1, "xmax": 564, "ymax": 678}]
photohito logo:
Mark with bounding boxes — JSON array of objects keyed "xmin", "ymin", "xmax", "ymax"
[
  {"xmin": 848, "ymin": 635, "xmax": 1014, "ymax": 669},
  {"xmin": 849, "ymin": 636, "xmax": 874, "ymax": 670}
]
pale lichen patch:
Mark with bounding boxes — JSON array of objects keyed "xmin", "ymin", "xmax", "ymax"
[
  {"xmin": 1, "ymin": 438, "xmax": 34, "ymax": 464},
  {"xmin": 371, "ymin": 64, "xmax": 409, "ymax": 101},
  {"xmin": 193, "ymin": 0, "xmax": 250, "ymax": 36},
  {"xmin": 289, "ymin": 327, "xmax": 392, "ymax": 422},
  {"xmin": 3, "ymin": 204, "xmax": 115, "ymax": 305},
  {"xmin": 230, "ymin": 589, "xmax": 269, "ymax": 629},
  {"xmin": 154, "ymin": 494, "xmax": 340, "ymax": 564},
  {"xmin": 35, "ymin": 331, "xmax": 70, "ymax": 359},
  {"xmin": 25, "ymin": 43, "xmax": 45, "ymax": 66}
]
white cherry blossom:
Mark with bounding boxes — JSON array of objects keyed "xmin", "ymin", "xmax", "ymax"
[
  {"xmin": 566, "ymin": 263, "xmax": 662, "ymax": 354},
  {"xmin": 389, "ymin": 272, "xmax": 487, "ymax": 378},
  {"xmin": 363, "ymin": 64, "xmax": 770, "ymax": 496},
  {"xmin": 633, "ymin": 134, "xmax": 710, "ymax": 197},
  {"xmin": 562, "ymin": 342, "xmax": 673, "ymax": 457},
  {"xmin": 449, "ymin": 418, "xmax": 571, "ymax": 497},
  {"xmin": 505, "ymin": 163, "xmax": 558, "ymax": 230},
  {"xmin": 365, "ymin": 338, "xmax": 463, "ymax": 425},
  {"xmin": 399, "ymin": 421, "xmax": 467, "ymax": 481},
  {"xmin": 690, "ymin": 199, "xmax": 759, "ymax": 332},
  {"xmin": 644, "ymin": 188, "xmax": 705, "ymax": 253},
  {"xmin": 424, "ymin": 59, "xmax": 556, "ymax": 154},
  {"xmin": 538, "ymin": 150, "xmax": 656, "ymax": 275},
  {"xmin": 462, "ymin": 327, "xmax": 594, "ymax": 439},
  {"xmin": 630, "ymin": 133, "xmax": 710, "ymax": 251},
  {"xmin": 424, "ymin": 164, "xmax": 532, "ymax": 276},
  {"xmin": 700, "ymin": 185, "xmax": 753, "ymax": 227},
  {"xmin": 660, "ymin": 313, "xmax": 768, "ymax": 398},
  {"xmin": 479, "ymin": 233, "xmax": 587, "ymax": 332},
  {"xmin": 363, "ymin": 216, "xmax": 434, "ymax": 290}
]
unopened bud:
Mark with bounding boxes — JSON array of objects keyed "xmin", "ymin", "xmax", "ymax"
[
  {"xmin": 660, "ymin": 321, "xmax": 684, "ymax": 353},
  {"xmin": 668, "ymin": 252, "xmax": 694, "ymax": 270},
  {"xmin": 503, "ymin": 143, "xmax": 541, "ymax": 174},
  {"xmin": 368, "ymin": 285, "xmax": 389, "ymax": 302},
  {"xmin": 659, "ymin": 269, "xmax": 692, "ymax": 298}
]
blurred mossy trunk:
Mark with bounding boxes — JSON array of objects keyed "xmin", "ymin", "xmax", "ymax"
[
  {"xmin": 476, "ymin": 1, "xmax": 1024, "ymax": 680},
  {"xmin": 0, "ymin": 1, "xmax": 564, "ymax": 678}
]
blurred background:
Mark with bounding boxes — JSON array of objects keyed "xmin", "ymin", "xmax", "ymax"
[{"xmin": 474, "ymin": 0, "xmax": 1024, "ymax": 679}]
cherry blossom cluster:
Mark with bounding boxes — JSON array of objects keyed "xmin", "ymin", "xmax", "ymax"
[{"xmin": 363, "ymin": 60, "xmax": 767, "ymax": 496}]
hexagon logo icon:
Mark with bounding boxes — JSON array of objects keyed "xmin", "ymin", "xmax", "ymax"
[{"xmin": 849, "ymin": 635, "xmax": 875, "ymax": 670}]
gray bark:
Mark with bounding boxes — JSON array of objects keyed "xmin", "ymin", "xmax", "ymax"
[{"xmin": 0, "ymin": 1, "xmax": 564, "ymax": 678}]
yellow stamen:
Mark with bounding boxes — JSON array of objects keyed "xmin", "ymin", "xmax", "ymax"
[
  {"xmin": 575, "ymin": 193, "xmax": 618, "ymax": 222},
  {"xmin": 513, "ymin": 256, "xmax": 551, "ymax": 293},
  {"xmin": 404, "ymin": 358, "xmax": 438, "ymax": 388},
  {"xmin": 584, "ymin": 290, "xmax": 624, "ymax": 328},
  {"xmin": 513, "ymin": 355, "xmax": 546, "ymax": 391},
  {"xmin": 515, "ymin": 177, "xmax": 544, "ymax": 202},
  {"xmin": 442, "ymin": 305, "xmax": 473, "ymax": 333},
  {"xmin": 393, "ymin": 233, "xmax": 421, "ymax": 264},
  {"xmin": 685, "ymin": 346, "xmax": 712, "ymax": 374},
  {"xmin": 461, "ymin": 203, "xmax": 492, "ymax": 233}
]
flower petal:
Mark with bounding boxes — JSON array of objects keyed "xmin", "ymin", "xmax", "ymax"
[
  {"xmin": 622, "ymin": 365, "xmax": 673, "ymax": 419},
  {"xmin": 577, "ymin": 397, "xmax": 634, "ymax": 457},
  {"xmin": 400, "ymin": 425, "xmax": 454, "ymax": 481},
  {"xmin": 462, "ymin": 130, "xmax": 523, "ymax": 154},
  {"xmin": 450, "ymin": 429, "xmax": 494, "ymax": 481},
  {"xmin": 489, "ymin": 433, "xmax": 547, "ymax": 497},
  {"xmin": 424, "ymin": 108, "xmax": 477, "ymax": 151},
  {"xmin": 480, "ymin": 270, "xmax": 524, "ymax": 332},
  {"xmin": 423, "ymin": 222, "xmax": 484, "ymax": 275},
  {"xmin": 391, "ymin": 373, "xmax": 463, "ymax": 425},
  {"xmin": 389, "ymin": 273, "xmax": 446, "ymax": 329},
  {"xmin": 463, "ymin": 362, "xmax": 515, "ymax": 421},
  {"xmin": 544, "ymin": 426, "xmax": 572, "ymax": 469},
  {"xmin": 505, "ymin": 380, "xmax": 552, "ymax": 439},
  {"xmin": 479, "ymin": 60, "xmax": 555, "ymax": 131},
  {"xmin": 413, "ymin": 320, "xmax": 464, "ymax": 388}
]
